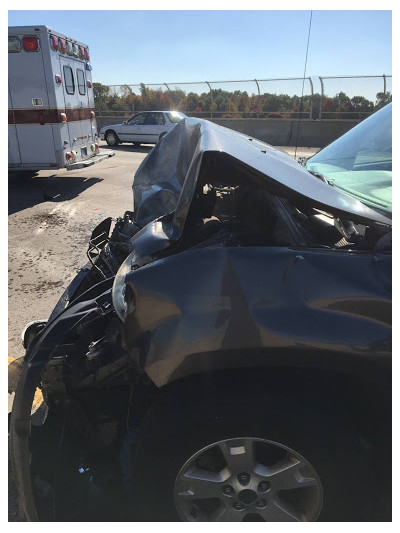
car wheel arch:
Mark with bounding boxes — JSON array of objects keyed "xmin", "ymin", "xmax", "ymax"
[
  {"xmin": 150, "ymin": 355, "xmax": 388, "ymax": 423},
  {"xmin": 129, "ymin": 363, "xmax": 384, "ymax": 521},
  {"xmin": 105, "ymin": 129, "xmax": 120, "ymax": 140}
]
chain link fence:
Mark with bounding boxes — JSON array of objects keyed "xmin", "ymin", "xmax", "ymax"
[
  {"xmin": 318, "ymin": 75, "xmax": 392, "ymax": 119},
  {"xmin": 95, "ymin": 75, "xmax": 391, "ymax": 119}
]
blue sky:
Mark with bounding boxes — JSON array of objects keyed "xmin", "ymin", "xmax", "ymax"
[{"xmin": 8, "ymin": 10, "xmax": 392, "ymax": 89}]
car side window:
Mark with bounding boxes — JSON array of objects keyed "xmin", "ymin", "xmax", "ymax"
[
  {"xmin": 144, "ymin": 113, "xmax": 157, "ymax": 126},
  {"xmin": 76, "ymin": 69, "xmax": 86, "ymax": 95},
  {"xmin": 127, "ymin": 113, "xmax": 147, "ymax": 125},
  {"xmin": 63, "ymin": 66, "xmax": 75, "ymax": 95},
  {"xmin": 156, "ymin": 113, "xmax": 166, "ymax": 125}
]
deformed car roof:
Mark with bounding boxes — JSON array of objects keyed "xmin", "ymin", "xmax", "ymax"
[{"xmin": 132, "ymin": 117, "xmax": 392, "ymax": 234}]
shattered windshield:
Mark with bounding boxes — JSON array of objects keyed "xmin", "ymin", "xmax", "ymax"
[{"xmin": 306, "ymin": 103, "xmax": 392, "ymax": 216}]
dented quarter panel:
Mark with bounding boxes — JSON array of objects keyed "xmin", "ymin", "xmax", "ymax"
[{"xmin": 123, "ymin": 246, "xmax": 391, "ymax": 387}]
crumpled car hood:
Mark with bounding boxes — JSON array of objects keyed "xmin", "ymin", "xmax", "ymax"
[{"xmin": 132, "ymin": 117, "xmax": 392, "ymax": 234}]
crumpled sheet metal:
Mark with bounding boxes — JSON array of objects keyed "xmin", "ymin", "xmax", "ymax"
[
  {"xmin": 123, "ymin": 245, "xmax": 392, "ymax": 388},
  {"xmin": 132, "ymin": 117, "xmax": 392, "ymax": 232},
  {"xmin": 132, "ymin": 119, "xmax": 203, "ymax": 228}
]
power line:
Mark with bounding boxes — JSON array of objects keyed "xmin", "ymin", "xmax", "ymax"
[{"xmin": 294, "ymin": 11, "xmax": 313, "ymax": 160}]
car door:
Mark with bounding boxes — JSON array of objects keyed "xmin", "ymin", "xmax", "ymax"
[
  {"xmin": 118, "ymin": 112, "xmax": 148, "ymax": 142},
  {"xmin": 140, "ymin": 112, "xmax": 166, "ymax": 142}
]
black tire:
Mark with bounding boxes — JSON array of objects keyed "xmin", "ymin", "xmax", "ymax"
[
  {"xmin": 128, "ymin": 384, "xmax": 375, "ymax": 522},
  {"xmin": 105, "ymin": 130, "xmax": 119, "ymax": 147}
]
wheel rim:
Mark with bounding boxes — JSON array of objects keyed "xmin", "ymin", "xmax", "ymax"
[
  {"xmin": 174, "ymin": 437, "xmax": 323, "ymax": 522},
  {"xmin": 107, "ymin": 133, "xmax": 116, "ymax": 144}
]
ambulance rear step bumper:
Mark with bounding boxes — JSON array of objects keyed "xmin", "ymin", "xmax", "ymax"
[{"xmin": 66, "ymin": 150, "xmax": 115, "ymax": 170}]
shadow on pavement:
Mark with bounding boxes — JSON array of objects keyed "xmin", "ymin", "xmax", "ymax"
[{"xmin": 8, "ymin": 174, "xmax": 103, "ymax": 215}]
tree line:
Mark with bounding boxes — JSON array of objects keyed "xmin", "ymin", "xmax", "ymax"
[{"xmin": 94, "ymin": 82, "xmax": 392, "ymax": 119}]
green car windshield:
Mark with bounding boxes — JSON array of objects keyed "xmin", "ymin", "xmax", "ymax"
[{"xmin": 305, "ymin": 103, "xmax": 392, "ymax": 217}]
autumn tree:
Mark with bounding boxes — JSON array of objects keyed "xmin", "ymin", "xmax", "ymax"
[
  {"xmin": 93, "ymin": 81, "xmax": 383, "ymax": 120},
  {"xmin": 375, "ymin": 92, "xmax": 392, "ymax": 109}
]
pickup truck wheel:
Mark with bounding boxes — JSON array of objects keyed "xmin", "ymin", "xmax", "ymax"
[
  {"xmin": 105, "ymin": 131, "xmax": 119, "ymax": 147},
  {"xmin": 128, "ymin": 389, "xmax": 373, "ymax": 521}
]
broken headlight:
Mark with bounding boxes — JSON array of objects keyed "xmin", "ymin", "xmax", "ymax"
[{"xmin": 112, "ymin": 251, "xmax": 138, "ymax": 321}]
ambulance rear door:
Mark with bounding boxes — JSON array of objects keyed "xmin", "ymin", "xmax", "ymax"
[
  {"xmin": 8, "ymin": 31, "xmax": 57, "ymax": 167},
  {"xmin": 75, "ymin": 64, "xmax": 95, "ymax": 152},
  {"xmin": 59, "ymin": 55, "xmax": 85, "ymax": 158}
]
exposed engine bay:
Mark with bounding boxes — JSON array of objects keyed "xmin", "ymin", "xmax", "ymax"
[{"xmin": 84, "ymin": 162, "xmax": 389, "ymax": 289}]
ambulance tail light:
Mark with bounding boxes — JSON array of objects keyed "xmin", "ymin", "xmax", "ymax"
[
  {"xmin": 79, "ymin": 46, "xmax": 85, "ymax": 60},
  {"xmin": 55, "ymin": 75, "xmax": 62, "ymax": 85},
  {"xmin": 50, "ymin": 35, "xmax": 58, "ymax": 51},
  {"xmin": 60, "ymin": 113, "xmax": 67, "ymax": 123},
  {"xmin": 66, "ymin": 151, "xmax": 77, "ymax": 162},
  {"xmin": 85, "ymin": 48, "xmax": 90, "ymax": 61},
  {"xmin": 8, "ymin": 36, "xmax": 21, "ymax": 53},
  {"xmin": 95, "ymin": 143, "xmax": 99, "ymax": 153},
  {"xmin": 59, "ymin": 38, "xmax": 66, "ymax": 54},
  {"xmin": 22, "ymin": 36, "xmax": 40, "ymax": 52},
  {"xmin": 87, "ymin": 80, "xmax": 92, "ymax": 89}
]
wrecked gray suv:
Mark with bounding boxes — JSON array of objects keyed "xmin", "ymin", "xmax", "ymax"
[{"xmin": 11, "ymin": 104, "xmax": 392, "ymax": 522}]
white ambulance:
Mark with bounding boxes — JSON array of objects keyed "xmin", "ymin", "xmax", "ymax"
[{"xmin": 8, "ymin": 25, "xmax": 114, "ymax": 173}]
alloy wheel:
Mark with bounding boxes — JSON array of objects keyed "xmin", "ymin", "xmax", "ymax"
[
  {"xmin": 174, "ymin": 437, "xmax": 323, "ymax": 521},
  {"xmin": 106, "ymin": 132, "xmax": 117, "ymax": 145}
]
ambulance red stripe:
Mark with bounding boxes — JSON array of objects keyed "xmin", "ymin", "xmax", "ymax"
[{"xmin": 8, "ymin": 108, "xmax": 94, "ymax": 124}]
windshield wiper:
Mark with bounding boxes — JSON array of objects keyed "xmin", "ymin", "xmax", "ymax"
[{"xmin": 308, "ymin": 170, "xmax": 333, "ymax": 186}]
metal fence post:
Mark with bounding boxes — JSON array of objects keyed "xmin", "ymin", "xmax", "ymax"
[
  {"xmin": 254, "ymin": 79, "xmax": 261, "ymax": 118},
  {"xmin": 308, "ymin": 77, "xmax": 314, "ymax": 119},
  {"xmin": 205, "ymin": 81, "xmax": 213, "ymax": 118},
  {"xmin": 164, "ymin": 83, "xmax": 172, "ymax": 110},
  {"xmin": 318, "ymin": 76, "xmax": 324, "ymax": 120}
]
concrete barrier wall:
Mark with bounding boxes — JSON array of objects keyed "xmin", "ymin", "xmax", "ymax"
[
  {"xmin": 96, "ymin": 116, "xmax": 360, "ymax": 148},
  {"xmin": 208, "ymin": 119, "xmax": 360, "ymax": 147}
]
